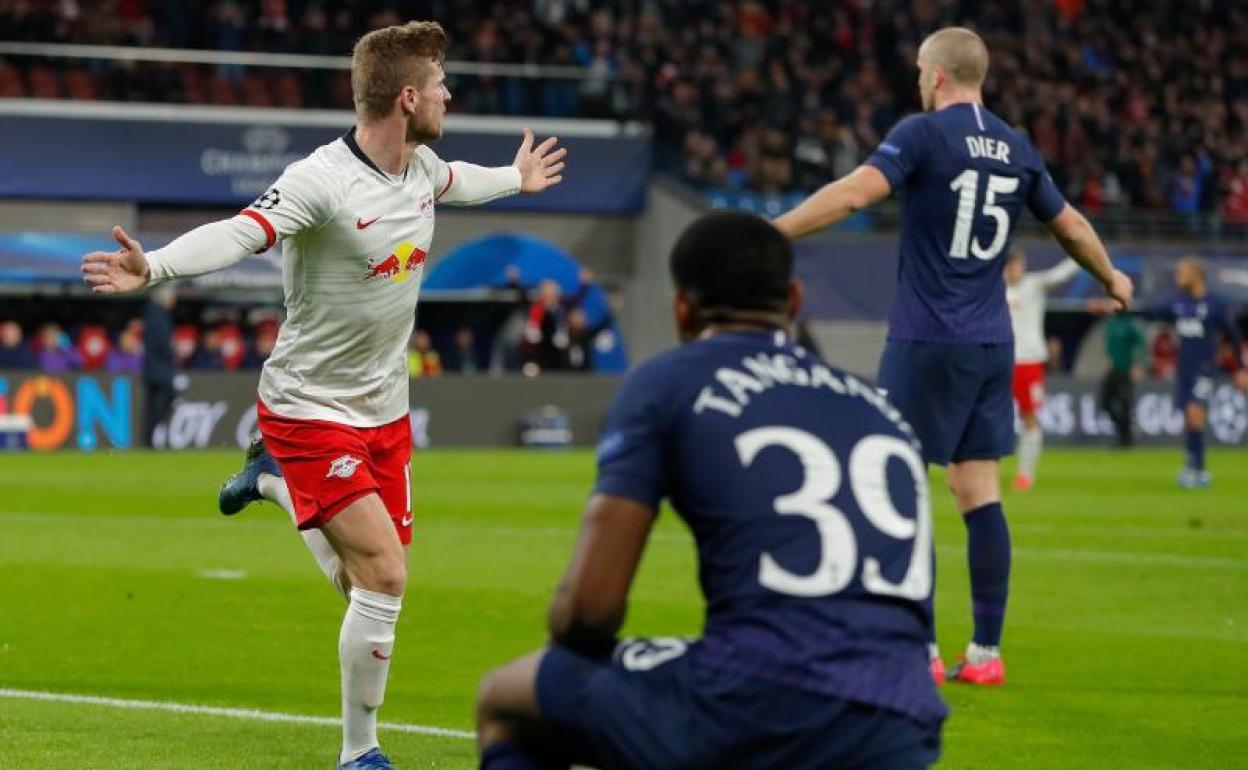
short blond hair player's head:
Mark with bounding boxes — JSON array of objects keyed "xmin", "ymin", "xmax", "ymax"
[
  {"xmin": 916, "ymin": 26, "xmax": 989, "ymax": 112},
  {"xmin": 351, "ymin": 21, "xmax": 450, "ymax": 143}
]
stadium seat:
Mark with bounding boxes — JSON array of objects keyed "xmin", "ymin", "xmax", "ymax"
[
  {"xmin": 28, "ymin": 66, "xmax": 63, "ymax": 99},
  {"xmin": 216, "ymin": 324, "xmax": 246, "ymax": 371},
  {"xmin": 241, "ymin": 73, "xmax": 273, "ymax": 107},
  {"xmin": 275, "ymin": 72, "xmax": 303, "ymax": 108},
  {"xmin": 0, "ymin": 66, "xmax": 24, "ymax": 98},
  {"xmin": 65, "ymin": 68, "xmax": 98, "ymax": 101},
  {"xmin": 208, "ymin": 76, "xmax": 239, "ymax": 106}
]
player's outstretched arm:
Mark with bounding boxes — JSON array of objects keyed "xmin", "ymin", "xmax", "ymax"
[
  {"xmin": 546, "ymin": 494, "xmax": 655, "ymax": 655},
  {"xmin": 773, "ymin": 165, "xmax": 891, "ymax": 240},
  {"xmin": 82, "ymin": 217, "xmax": 268, "ymax": 293},
  {"xmin": 81, "ymin": 226, "xmax": 150, "ymax": 294},
  {"xmin": 1045, "ymin": 203, "xmax": 1133, "ymax": 311}
]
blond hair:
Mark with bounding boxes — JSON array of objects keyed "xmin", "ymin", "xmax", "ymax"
[
  {"xmin": 921, "ymin": 27, "xmax": 989, "ymax": 88},
  {"xmin": 351, "ymin": 21, "xmax": 448, "ymax": 121}
]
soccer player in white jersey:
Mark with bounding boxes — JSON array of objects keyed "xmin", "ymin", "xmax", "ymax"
[
  {"xmin": 1004, "ymin": 249, "xmax": 1079, "ymax": 490},
  {"xmin": 81, "ymin": 21, "xmax": 565, "ymax": 770}
]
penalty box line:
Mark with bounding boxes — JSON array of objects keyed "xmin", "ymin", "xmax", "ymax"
[{"xmin": 0, "ymin": 687, "xmax": 474, "ymax": 740}]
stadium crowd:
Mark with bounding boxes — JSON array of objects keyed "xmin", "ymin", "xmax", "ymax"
[{"xmin": 2, "ymin": 0, "xmax": 1247, "ymax": 222}]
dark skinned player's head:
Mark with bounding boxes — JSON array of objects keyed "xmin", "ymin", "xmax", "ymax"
[{"xmin": 669, "ymin": 211, "xmax": 802, "ymax": 341}]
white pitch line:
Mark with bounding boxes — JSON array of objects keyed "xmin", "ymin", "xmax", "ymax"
[{"xmin": 0, "ymin": 688, "xmax": 474, "ymax": 740}]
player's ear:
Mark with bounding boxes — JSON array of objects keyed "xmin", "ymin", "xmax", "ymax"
[
  {"xmin": 673, "ymin": 290, "xmax": 696, "ymax": 342},
  {"xmin": 786, "ymin": 281, "xmax": 804, "ymax": 323}
]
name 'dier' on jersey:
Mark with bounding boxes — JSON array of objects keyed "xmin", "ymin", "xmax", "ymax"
[
  {"xmin": 594, "ymin": 330, "xmax": 947, "ymax": 727},
  {"xmin": 865, "ymin": 103, "xmax": 1068, "ymax": 344}
]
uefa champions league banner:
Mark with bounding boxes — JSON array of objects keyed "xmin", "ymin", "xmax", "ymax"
[
  {"xmin": 0, "ymin": 104, "xmax": 648, "ymax": 213},
  {"xmin": 0, "ymin": 371, "xmax": 1244, "ymax": 451}
]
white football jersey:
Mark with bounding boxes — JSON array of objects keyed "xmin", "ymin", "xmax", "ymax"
[
  {"xmin": 1006, "ymin": 259, "xmax": 1079, "ymax": 364},
  {"xmin": 236, "ymin": 131, "xmax": 518, "ymax": 427}
]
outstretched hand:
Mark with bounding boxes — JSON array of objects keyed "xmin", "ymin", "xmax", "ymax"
[
  {"xmin": 82, "ymin": 226, "xmax": 150, "ymax": 294},
  {"xmin": 513, "ymin": 128, "xmax": 566, "ymax": 193}
]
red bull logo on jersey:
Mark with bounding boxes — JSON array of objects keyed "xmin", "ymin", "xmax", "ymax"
[{"xmin": 364, "ymin": 242, "xmax": 427, "ymax": 284}]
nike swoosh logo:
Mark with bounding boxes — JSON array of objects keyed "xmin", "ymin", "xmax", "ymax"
[
  {"xmin": 400, "ymin": 516, "xmax": 413, "ymax": 528},
  {"xmin": 371, "ymin": 650, "xmax": 392, "ymax": 661},
  {"xmin": 356, "ymin": 216, "xmax": 381, "ymax": 230}
]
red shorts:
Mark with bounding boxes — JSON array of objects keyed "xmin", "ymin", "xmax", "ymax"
[
  {"xmin": 1012, "ymin": 362, "xmax": 1046, "ymax": 416},
  {"xmin": 256, "ymin": 402, "xmax": 413, "ymax": 544}
]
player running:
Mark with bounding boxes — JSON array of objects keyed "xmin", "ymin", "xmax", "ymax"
[
  {"xmin": 1004, "ymin": 249, "xmax": 1079, "ymax": 490},
  {"xmin": 81, "ymin": 21, "xmax": 565, "ymax": 770},
  {"xmin": 475, "ymin": 211, "xmax": 945, "ymax": 770},
  {"xmin": 774, "ymin": 27, "xmax": 1132, "ymax": 686},
  {"xmin": 1128, "ymin": 258, "xmax": 1246, "ymax": 488}
]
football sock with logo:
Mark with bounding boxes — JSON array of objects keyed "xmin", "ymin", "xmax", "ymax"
[
  {"xmin": 339, "ymin": 588, "xmax": 402, "ymax": 765},
  {"xmin": 1016, "ymin": 427, "xmax": 1042, "ymax": 480},
  {"xmin": 964, "ymin": 502, "xmax": 1011, "ymax": 648},
  {"xmin": 1185, "ymin": 430, "xmax": 1205, "ymax": 471},
  {"xmin": 257, "ymin": 474, "xmax": 349, "ymax": 599},
  {"xmin": 479, "ymin": 741, "xmax": 559, "ymax": 770}
]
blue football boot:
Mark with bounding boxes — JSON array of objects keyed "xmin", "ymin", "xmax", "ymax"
[
  {"xmin": 218, "ymin": 434, "xmax": 282, "ymax": 515},
  {"xmin": 337, "ymin": 748, "xmax": 394, "ymax": 769}
]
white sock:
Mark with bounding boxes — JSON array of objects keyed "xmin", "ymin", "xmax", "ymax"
[
  {"xmin": 258, "ymin": 473, "xmax": 350, "ymax": 599},
  {"xmin": 1017, "ymin": 427, "xmax": 1043, "ymax": 480},
  {"xmin": 966, "ymin": 642, "xmax": 1000, "ymax": 665},
  {"xmin": 339, "ymin": 588, "xmax": 402, "ymax": 764}
]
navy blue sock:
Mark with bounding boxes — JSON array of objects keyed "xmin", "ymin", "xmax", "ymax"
[
  {"xmin": 480, "ymin": 740, "xmax": 559, "ymax": 770},
  {"xmin": 1185, "ymin": 430, "xmax": 1205, "ymax": 471},
  {"xmin": 964, "ymin": 502, "xmax": 1011, "ymax": 647}
]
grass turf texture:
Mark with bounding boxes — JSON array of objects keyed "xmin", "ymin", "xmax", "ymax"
[{"xmin": 1, "ymin": 448, "xmax": 1245, "ymax": 769}]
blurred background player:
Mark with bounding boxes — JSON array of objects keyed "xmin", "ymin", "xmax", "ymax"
[
  {"xmin": 1003, "ymin": 249, "xmax": 1079, "ymax": 490},
  {"xmin": 475, "ymin": 211, "xmax": 944, "ymax": 770},
  {"xmin": 81, "ymin": 20, "xmax": 566, "ymax": 770},
  {"xmin": 774, "ymin": 27, "xmax": 1132, "ymax": 686},
  {"xmin": 1099, "ymin": 312, "xmax": 1147, "ymax": 449},
  {"xmin": 1113, "ymin": 258, "xmax": 1247, "ymax": 487}
]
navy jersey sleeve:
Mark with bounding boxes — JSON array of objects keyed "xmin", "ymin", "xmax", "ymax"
[
  {"xmin": 865, "ymin": 115, "xmax": 927, "ymax": 191},
  {"xmin": 591, "ymin": 361, "xmax": 674, "ymax": 510},
  {"xmin": 1024, "ymin": 140, "xmax": 1067, "ymax": 222}
]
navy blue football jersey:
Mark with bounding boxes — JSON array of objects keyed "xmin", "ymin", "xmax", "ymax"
[
  {"xmin": 866, "ymin": 103, "xmax": 1067, "ymax": 344},
  {"xmin": 594, "ymin": 330, "xmax": 945, "ymax": 726},
  {"xmin": 1145, "ymin": 292, "xmax": 1244, "ymax": 376}
]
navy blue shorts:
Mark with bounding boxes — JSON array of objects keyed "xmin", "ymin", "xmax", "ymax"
[
  {"xmin": 1175, "ymin": 370, "xmax": 1215, "ymax": 408},
  {"xmin": 878, "ymin": 341, "xmax": 1014, "ymax": 466},
  {"xmin": 535, "ymin": 639, "xmax": 942, "ymax": 770}
]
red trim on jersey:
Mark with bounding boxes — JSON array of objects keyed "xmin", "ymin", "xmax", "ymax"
[
  {"xmin": 436, "ymin": 164, "xmax": 455, "ymax": 201},
  {"xmin": 239, "ymin": 208, "xmax": 276, "ymax": 253}
]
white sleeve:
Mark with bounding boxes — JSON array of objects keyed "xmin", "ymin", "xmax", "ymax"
[
  {"xmin": 1038, "ymin": 258, "xmax": 1081, "ymax": 288},
  {"xmin": 419, "ymin": 147, "xmax": 521, "ymax": 206},
  {"xmin": 147, "ymin": 156, "xmax": 340, "ymax": 285},
  {"xmin": 146, "ymin": 217, "xmax": 267, "ymax": 285},
  {"xmin": 236, "ymin": 156, "xmax": 341, "ymax": 251}
]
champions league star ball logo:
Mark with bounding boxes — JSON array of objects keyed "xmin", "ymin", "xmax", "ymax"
[{"xmin": 1208, "ymin": 385, "xmax": 1248, "ymax": 444}]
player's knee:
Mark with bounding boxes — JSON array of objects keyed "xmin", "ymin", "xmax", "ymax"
[{"xmin": 352, "ymin": 548, "xmax": 406, "ymax": 596}]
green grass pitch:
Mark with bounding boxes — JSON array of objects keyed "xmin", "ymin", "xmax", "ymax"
[{"xmin": 1, "ymin": 447, "xmax": 1245, "ymax": 768}]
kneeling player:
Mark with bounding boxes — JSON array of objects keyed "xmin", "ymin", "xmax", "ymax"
[{"xmin": 475, "ymin": 212, "xmax": 945, "ymax": 770}]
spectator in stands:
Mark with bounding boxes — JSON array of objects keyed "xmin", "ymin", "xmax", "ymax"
[
  {"xmin": 564, "ymin": 308, "xmax": 604, "ymax": 372},
  {"xmin": 1044, "ymin": 336, "xmax": 1065, "ymax": 374},
  {"xmin": 36, "ymin": 323, "xmax": 80, "ymax": 372},
  {"xmin": 447, "ymin": 326, "xmax": 481, "ymax": 374},
  {"xmin": 76, "ymin": 324, "xmax": 112, "ymax": 371},
  {"xmin": 106, "ymin": 319, "xmax": 143, "ymax": 374},
  {"xmin": 143, "ymin": 287, "xmax": 177, "ymax": 449},
  {"xmin": 0, "ymin": 321, "xmax": 34, "ymax": 369},
  {"xmin": 523, "ymin": 279, "xmax": 570, "ymax": 374},
  {"xmin": 189, "ymin": 326, "xmax": 226, "ymax": 369},
  {"xmin": 407, "ymin": 330, "xmax": 443, "ymax": 377},
  {"xmin": 242, "ymin": 320, "xmax": 279, "ymax": 369}
]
